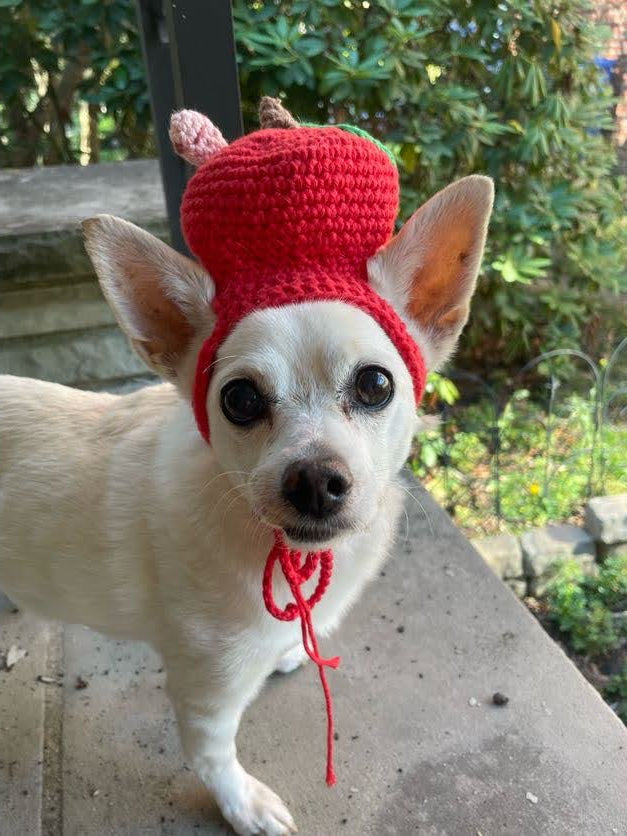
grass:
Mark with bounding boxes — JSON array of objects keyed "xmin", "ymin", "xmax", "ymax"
[{"xmin": 410, "ymin": 390, "xmax": 627, "ymax": 539}]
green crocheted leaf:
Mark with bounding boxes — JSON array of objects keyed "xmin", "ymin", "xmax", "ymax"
[
  {"xmin": 335, "ymin": 124, "xmax": 396, "ymax": 166},
  {"xmin": 300, "ymin": 121, "xmax": 396, "ymax": 167}
]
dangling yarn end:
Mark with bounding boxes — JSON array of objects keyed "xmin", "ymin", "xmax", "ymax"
[{"xmin": 262, "ymin": 530, "xmax": 340, "ymax": 787}]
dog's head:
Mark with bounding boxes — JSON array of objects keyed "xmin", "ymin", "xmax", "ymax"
[{"xmin": 84, "ymin": 174, "xmax": 492, "ymax": 549}]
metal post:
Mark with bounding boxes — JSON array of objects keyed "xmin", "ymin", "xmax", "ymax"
[{"xmin": 136, "ymin": 0, "xmax": 243, "ymax": 253}]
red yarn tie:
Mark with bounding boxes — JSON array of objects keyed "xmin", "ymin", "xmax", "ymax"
[{"xmin": 262, "ymin": 530, "xmax": 340, "ymax": 786}]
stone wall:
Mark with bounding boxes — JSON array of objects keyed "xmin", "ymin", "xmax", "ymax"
[
  {"xmin": 473, "ymin": 494, "xmax": 627, "ymax": 598},
  {"xmin": 0, "ymin": 160, "xmax": 166, "ymax": 390}
]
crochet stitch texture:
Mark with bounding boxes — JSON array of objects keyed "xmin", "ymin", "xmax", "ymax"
[{"xmin": 181, "ymin": 125, "xmax": 427, "ymax": 440}]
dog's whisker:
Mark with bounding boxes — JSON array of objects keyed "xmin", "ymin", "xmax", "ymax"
[
  {"xmin": 204, "ymin": 354, "xmax": 248, "ymax": 373},
  {"xmin": 220, "ymin": 488, "xmax": 250, "ymax": 526},
  {"xmin": 397, "ymin": 484, "xmax": 434, "ymax": 537},
  {"xmin": 211, "ymin": 481, "xmax": 249, "ymax": 518},
  {"xmin": 199, "ymin": 469, "xmax": 249, "ymax": 496},
  {"xmin": 399, "ymin": 504, "xmax": 410, "ymax": 543},
  {"xmin": 244, "ymin": 516, "xmax": 268, "ymax": 546}
]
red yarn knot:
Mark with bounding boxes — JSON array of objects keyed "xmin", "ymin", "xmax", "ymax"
[{"xmin": 263, "ymin": 530, "xmax": 340, "ymax": 786}]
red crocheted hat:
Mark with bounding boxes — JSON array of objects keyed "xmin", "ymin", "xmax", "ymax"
[{"xmin": 171, "ymin": 103, "xmax": 427, "ymax": 442}]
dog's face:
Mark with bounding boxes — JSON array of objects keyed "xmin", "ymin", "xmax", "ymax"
[
  {"xmin": 208, "ymin": 301, "xmax": 417, "ymax": 546},
  {"xmin": 83, "ymin": 176, "xmax": 493, "ymax": 547}
]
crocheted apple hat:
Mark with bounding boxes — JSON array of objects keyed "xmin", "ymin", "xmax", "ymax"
[
  {"xmin": 170, "ymin": 99, "xmax": 427, "ymax": 442},
  {"xmin": 169, "ymin": 99, "xmax": 428, "ymax": 787}
]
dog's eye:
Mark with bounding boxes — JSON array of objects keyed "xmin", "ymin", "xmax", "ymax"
[
  {"xmin": 221, "ymin": 379, "xmax": 267, "ymax": 426},
  {"xmin": 354, "ymin": 366, "xmax": 394, "ymax": 409}
]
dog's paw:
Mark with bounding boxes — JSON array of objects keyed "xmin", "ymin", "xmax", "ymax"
[
  {"xmin": 274, "ymin": 645, "xmax": 307, "ymax": 675},
  {"xmin": 213, "ymin": 762, "xmax": 297, "ymax": 835}
]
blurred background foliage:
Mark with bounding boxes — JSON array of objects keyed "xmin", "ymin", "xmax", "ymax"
[{"xmin": 0, "ymin": 0, "xmax": 625, "ymax": 372}]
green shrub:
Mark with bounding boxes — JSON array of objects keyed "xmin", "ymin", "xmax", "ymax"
[
  {"xmin": 545, "ymin": 555, "xmax": 627, "ymax": 656},
  {"xmin": 1, "ymin": 0, "xmax": 626, "ymax": 365},
  {"xmin": 605, "ymin": 666, "xmax": 627, "ymax": 725},
  {"xmin": 234, "ymin": 0, "xmax": 627, "ymax": 365},
  {"xmin": 0, "ymin": 0, "xmax": 152, "ymax": 166},
  {"xmin": 411, "ymin": 390, "xmax": 627, "ymax": 535}
]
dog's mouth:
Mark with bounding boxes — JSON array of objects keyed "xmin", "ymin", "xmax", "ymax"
[{"xmin": 282, "ymin": 519, "xmax": 352, "ymax": 546}]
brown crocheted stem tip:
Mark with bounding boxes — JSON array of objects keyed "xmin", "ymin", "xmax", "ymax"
[{"xmin": 259, "ymin": 96, "xmax": 299, "ymax": 130}]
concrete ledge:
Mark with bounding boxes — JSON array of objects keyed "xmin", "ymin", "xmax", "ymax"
[
  {"xmin": 1, "ymin": 479, "xmax": 626, "ymax": 833},
  {"xmin": 0, "ymin": 161, "xmax": 167, "ymax": 286},
  {"xmin": 0, "ymin": 160, "xmax": 167, "ymax": 390},
  {"xmin": 0, "ymin": 325, "xmax": 147, "ymax": 387}
]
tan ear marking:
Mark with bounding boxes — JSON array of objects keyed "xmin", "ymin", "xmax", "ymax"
[
  {"xmin": 82, "ymin": 215, "xmax": 215, "ymax": 381},
  {"xmin": 368, "ymin": 175, "xmax": 494, "ymax": 369}
]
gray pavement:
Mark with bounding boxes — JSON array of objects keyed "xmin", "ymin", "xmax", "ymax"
[{"xmin": 1, "ymin": 481, "xmax": 626, "ymax": 835}]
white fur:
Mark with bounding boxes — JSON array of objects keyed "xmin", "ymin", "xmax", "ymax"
[
  {"xmin": 0, "ymin": 176, "xmax": 492, "ymax": 835},
  {"xmin": 0, "ymin": 309, "xmax": 407, "ymax": 835}
]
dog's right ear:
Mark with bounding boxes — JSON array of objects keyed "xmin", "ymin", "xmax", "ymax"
[
  {"xmin": 368, "ymin": 176, "xmax": 493, "ymax": 370},
  {"xmin": 82, "ymin": 215, "xmax": 215, "ymax": 383}
]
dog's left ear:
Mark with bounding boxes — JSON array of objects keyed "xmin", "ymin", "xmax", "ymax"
[
  {"xmin": 83, "ymin": 215, "xmax": 215, "ymax": 384},
  {"xmin": 368, "ymin": 175, "xmax": 494, "ymax": 369}
]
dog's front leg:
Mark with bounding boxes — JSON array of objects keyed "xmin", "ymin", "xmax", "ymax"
[{"xmin": 166, "ymin": 655, "xmax": 296, "ymax": 836}]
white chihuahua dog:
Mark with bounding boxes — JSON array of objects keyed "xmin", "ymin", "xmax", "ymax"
[{"xmin": 0, "ymin": 151, "xmax": 492, "ymax": 832}]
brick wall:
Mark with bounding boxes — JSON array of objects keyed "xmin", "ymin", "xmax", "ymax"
[{"xmin": 592, "ymin": 0, "xmax": 627, "ymax": 167}]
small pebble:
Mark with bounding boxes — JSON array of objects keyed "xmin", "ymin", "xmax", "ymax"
[
  {"xmin": 526, "ymin": 791, "xmax": 538, "ymax": 804},
  {"xmin": 75, "ymin": 676, "xmax": 88, "ymax": 691},
  {"xmin": 468, "ymin": 697, "xmax": 479, "ymax": 707},
  {"xmin": 492, "ymin": 692, "xmax": 509, "ymax": 706}
]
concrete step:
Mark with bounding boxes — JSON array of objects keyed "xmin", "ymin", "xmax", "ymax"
[
  {"xmin": 0, "ymin": 608, "xmax": 53, "ymax": 836},
  {"xmin": 1, "ymin": 483, "xmax": 626, "ymax": 835}
]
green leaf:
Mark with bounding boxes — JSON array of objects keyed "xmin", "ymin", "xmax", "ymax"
[
  {"xmin": 276, "ymin": 16, "xmax": 289, "ymax": 40},
  {"xmin": 421, "ymin": 444, "xmax": 438, "ymax": 469},
  {"xmin": 298, "ymin": 37, "xmax": 326, "ymax": 57},
  {"xmin": 399, "ymin": 143, "xmax": 417, "ymax": 173}
]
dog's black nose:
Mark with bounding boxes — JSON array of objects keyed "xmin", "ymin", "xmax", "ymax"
[{"xmin": 281, "ymin": 458, "xmax": 352, "ymax": 519}]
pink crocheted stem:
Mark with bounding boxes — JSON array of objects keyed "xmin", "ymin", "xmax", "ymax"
[{"xmin": 169, "ymin": 109, "xmax": 227, "ymax": 167}]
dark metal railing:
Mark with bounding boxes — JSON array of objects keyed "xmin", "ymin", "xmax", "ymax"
[{"xmin": 136, "ymin": 0, "xmax": 243, "ymax": 253}]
